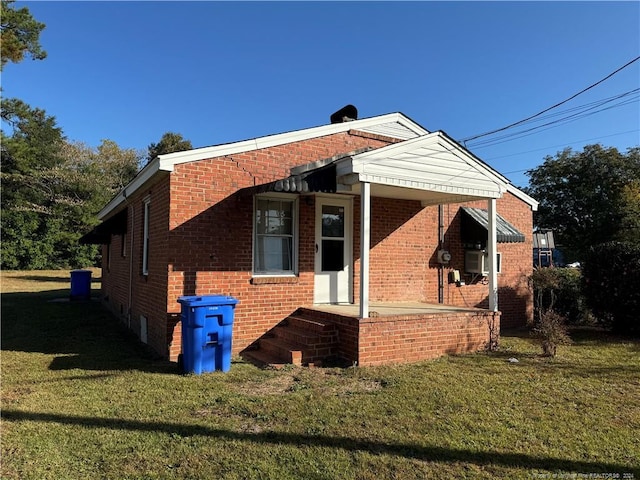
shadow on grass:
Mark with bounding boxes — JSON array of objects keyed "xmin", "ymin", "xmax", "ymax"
[
  {"xmin": 502, "ymin": 326, "xmax": 640, "ymax": 345},
  {"xmin": 11, "ymin": 275, "xmax": 103, "ymax": 283},
  {"xmin": 1, "ymin": 289, "xmax": 177, "ymax": 375},
  {"xmin": 2, "ymin": 410, "xmax": 637, "ymax": 476}
]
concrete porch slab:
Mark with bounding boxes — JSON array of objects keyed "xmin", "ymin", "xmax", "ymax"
[{"xmin": 309, "ymin": 301, "xmax": 486, "ymax": 317}]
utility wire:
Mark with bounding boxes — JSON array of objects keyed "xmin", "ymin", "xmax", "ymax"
[
  {"xmin": 468, "ymin": 92, "xmax": 639, "ymax": 149},
  {"xmin": 486, "ymin": 129, "xmax": 640, "ymax": 162},
  {"xmin": 460, "ymin": 56, "xmax": 640, "ymax": 144}
]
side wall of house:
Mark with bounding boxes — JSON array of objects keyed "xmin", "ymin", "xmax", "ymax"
[
  {"xmin": 165, "ymin": 131, "xmax": 395, "ymax": 360},
  {"xmin": 101, "ymin": 129, "xmax": 533, "ymax": 362},
  {"xmin": 101, "ymin": 175, "xmax": 171, "ymax": 357}
]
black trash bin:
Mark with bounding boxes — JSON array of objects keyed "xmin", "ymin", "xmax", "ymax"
[{"xmin": 177, "ymin": 295, "xmax": 239, "ymax": 374}]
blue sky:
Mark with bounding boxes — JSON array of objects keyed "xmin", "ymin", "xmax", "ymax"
[{"xmin": 4, "ymin": 1, "xmax": 639, "ymax": 187}]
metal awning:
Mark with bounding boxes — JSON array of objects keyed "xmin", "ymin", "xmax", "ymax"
[
  {"xmin": 256, "ymin": 148, "xmax": 373, "ymax": 195},
  {"xmin": 257, "ymin": 163, "xmax": 338, "ymax": 194},
  {"xmin": 79, "ymin": 208, "xmax": 128, "ymax": 245},
  {"xmin": 461, "ymin": 207, "xmax": 525, "ymax": 243}
]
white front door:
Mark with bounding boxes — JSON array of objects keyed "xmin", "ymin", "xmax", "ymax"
[{"xmin": 314, "ymin": 196, "xmax": 353, "ymax": 304}]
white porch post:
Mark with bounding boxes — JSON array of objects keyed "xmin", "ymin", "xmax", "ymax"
[
  {"xmin": 359, "ymin": 182, "xmax": 371, "ymax": 318},
  {"xmin": 487, "ymin": 198, "xmax": 498, "ymax": 312}
]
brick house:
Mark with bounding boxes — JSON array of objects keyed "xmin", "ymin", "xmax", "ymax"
[{"xmin": 82, "ymin": 109, "xmax": 537, "ymax": 367}]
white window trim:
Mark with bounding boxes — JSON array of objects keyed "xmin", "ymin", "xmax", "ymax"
[
  {"xmin": 252, "ymin": 193, "xmax": 299, "ymax": 277},
  {"xmin": 142, "ymin": 197, "xmax": 150, "ymax": 276},
  {"xmin": 121, "ymin": 232, "xmax": 127, "ymax": 258}
]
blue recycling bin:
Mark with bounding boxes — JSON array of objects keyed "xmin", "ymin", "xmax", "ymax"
[
  {"xmin": 70, "ymin": 270, "xmax": 92, "ymax": 301},
  {"xmin": 177, "ymin": 295, "xmax": 239, "ymax": 374}
]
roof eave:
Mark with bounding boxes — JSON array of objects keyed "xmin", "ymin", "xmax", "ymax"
[
  {"xmin": 156, "ymin": 112, "xmax": 427, "ymax": 168},
  {"xmin": 98, "ymin": 112, "xmax": 428, "ymax": 219},
  {"xmin": 506, "ymin": 185, "xmax": 539, "ymax": 211},
  {"xmin": 98, "ymin": 157, "xmax": 171, "ymax": 220}
]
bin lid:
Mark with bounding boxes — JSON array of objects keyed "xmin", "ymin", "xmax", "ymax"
[{"xmin": 177, "ymin": 295, "xmax": 239, "ymax": 306}]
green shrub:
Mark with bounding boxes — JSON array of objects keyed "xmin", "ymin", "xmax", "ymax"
[
  {"xmin": 529, "ymin": 267, "xmax": 589, "ymax": 325},
  {"xmin": 583, "ymin": 242, "xmax": 640, "ymax": 335}
]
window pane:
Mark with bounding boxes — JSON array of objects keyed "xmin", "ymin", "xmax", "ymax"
[
  {"xmin": 256, "ymin": 199, "xmax": 293, "ymax": 235},
  {"xmin": 254, "ymin": 197, "xmax": 296, "ymax": 274},
  {"xmin": 256, "ymin": 236, "xmax": 292, "ymax": 272},
  {"xmin": 322, "ymin": 239, "xmax": 344, "ymax": 271},
  {"xmin": 322, "ymin": 205, "xmax": 344, "ymax": 238}
]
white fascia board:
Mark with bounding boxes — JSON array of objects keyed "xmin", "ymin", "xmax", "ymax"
[
  {"xmin": 98, "ymin": 157, "xmax": 164, "ymax": 220},
  {"xmin": 506, "ymin": 185, "xmax": 539, "ymax": 211},
  {"xmin": 156, "ymin": 113, "xmax": 427, "ymax": 169},
  {"xmin": 99, "ymin": 112, "xmax": 427, "ymax": 220}
]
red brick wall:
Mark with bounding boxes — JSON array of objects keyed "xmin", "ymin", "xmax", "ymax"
[
  {"xmin": 101, "ymin": 231, "xmax": 130, "ymax": 321},
  {"xmin": 438, "ymin": 193, "xmax": 534, "ymax": 328},
  {"xmin": 351, "ymin": 196, "xmax": 441, "ymax": 305},
  {"xmin": 164, "ymin": 131, "xmax": 393, "ymax": 360},
  {"xmin": 358, "ymin": 311, "xmax": 500, "ymax": 366}
]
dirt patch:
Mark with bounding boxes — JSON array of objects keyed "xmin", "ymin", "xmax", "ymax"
[
  {"xmin": 233, "ymin": 374, "xmax": 297, "ymax": 396},
  {"xmin": 232, "ymin": 368, "xmax": 384, "ymax": 397}
]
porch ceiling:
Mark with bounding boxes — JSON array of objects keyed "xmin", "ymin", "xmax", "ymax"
[
  {"xmin": 343, "ymin": 182, "xmax": 493, "ymax": 206},
  {"xmin": 310, "ymin": 302, "xmax": 486, "ymax": 317}
]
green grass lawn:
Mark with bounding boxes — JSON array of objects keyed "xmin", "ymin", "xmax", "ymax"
[{"xmin": 2, "ymin": 270, "xmax": 639, "ymax": 480}]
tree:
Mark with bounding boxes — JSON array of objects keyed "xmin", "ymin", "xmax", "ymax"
[
  {"xmin": 524, "ymin": 144, "xmax": 640, "ymax": 262},
  {"xmin": 146, "ymin": 132, "xmax": 192, "ymax": 164},
  {"xmin": 1, "ymin": 98, "xmax": 140, "ymax": 269},
  {"xmin": 1, "ymin": 98, "xmax": 67, "ymax": 268},
  {"xmin": 617, "ymin": 178, "xmax": 640, "ymax": 244},
  {"xmin": 0, "ymin": 0, "xmax": 47, "ymax": 69}
]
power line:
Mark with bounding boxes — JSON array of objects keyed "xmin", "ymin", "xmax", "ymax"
[
  {"xmin": 460, "ymin": 56, "xmax": 640, "ymax": 144},
  {"xmin": 486, "ymin": 129, "xmax": 640, "ymax": 162},
  {"xmin": 467, "ymin": 92, "xmax": 639, "ymax": 149}
]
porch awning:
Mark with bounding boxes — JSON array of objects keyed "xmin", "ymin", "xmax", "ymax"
[
  {"xmin": 335, "ymin": 132, "xmax": 510, "ymax": 205},
  {"xmin": 79, "ymin": 208, "xmax": 128, "ymax": 245},
  {"xmin": 461, "ymin": 207, "xmax": 525, "ymax": 243},
  {"xmin": 260, "ymin": 133, "xmax": 511, "ymax": 206}
]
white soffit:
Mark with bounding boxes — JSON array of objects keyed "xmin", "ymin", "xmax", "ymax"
[{"xmin": 338, "ymin": 132, "xmax": 508, "ymax": 199}]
